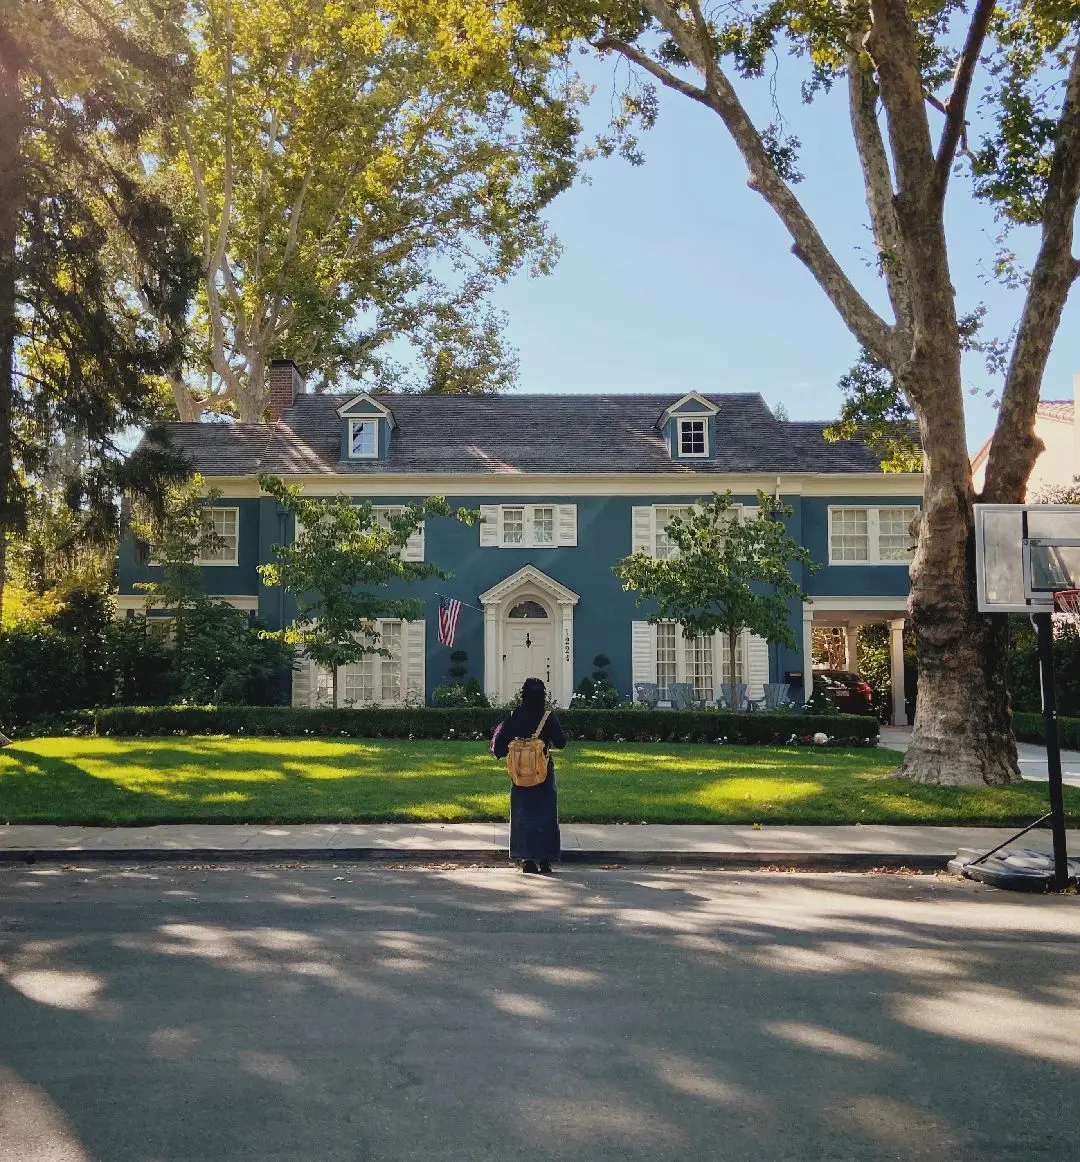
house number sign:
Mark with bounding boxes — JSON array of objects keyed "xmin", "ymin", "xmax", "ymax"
[{"xmin": 564, "ymin": 630, "xmax": 571, "ymax": 662}]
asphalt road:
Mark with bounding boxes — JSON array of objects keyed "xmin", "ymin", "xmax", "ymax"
[{"xmin": 2, "ymin": 865, "xmax": 1079, "ymax": 1162}]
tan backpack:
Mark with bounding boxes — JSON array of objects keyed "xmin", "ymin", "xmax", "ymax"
[{"xmin": 506, "ymin": 711, "xmax": 551, "ymax": 787}]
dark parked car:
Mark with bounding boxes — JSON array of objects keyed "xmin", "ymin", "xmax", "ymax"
[{"xmin": 813, "ymin": 669, "xmax": 875, "ymax": 715}]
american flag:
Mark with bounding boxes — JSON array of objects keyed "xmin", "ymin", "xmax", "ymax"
[{"xmin": 438, "ymin": 597, "xmax": 463, "ymax": 647}]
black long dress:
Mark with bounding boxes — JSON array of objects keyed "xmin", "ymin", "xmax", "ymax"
[{"xmin": 493, "ymin": 705, "xmax": 566, "ymax": 862}]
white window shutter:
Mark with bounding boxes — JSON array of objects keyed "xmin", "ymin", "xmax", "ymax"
[
  {"xmin": 746, "ymin": 632, "xmax": 770, "ymax": 698},
  {"xmin": 291, "ymin": 650, "xmax": 313, "ymax": 708},
  {"xmin": 556, "ymin": 504, "xmax": 577, "ymax": 547},
  {"xmin": 405, "ymin": 619, "xmax": 426, "ymax": 702},
  {"xmin": 631, "ymin": 621, "xmax": 657, "ymax": 695},
  {"xmin": 479, "ymin": 505, "xmax": 501, "ymax": 548},
  {"xmin": 403, "ymin": 522, "xmax": 425, "ymax": 561},
  {"xmin": 631, "ymin": 506, "xmax": 654, "ymax": 555}
]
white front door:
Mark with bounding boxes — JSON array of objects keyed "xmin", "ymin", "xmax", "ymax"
[{"xmin": 503, "ymin": 621, "xmax": 555, "ymax": 699}]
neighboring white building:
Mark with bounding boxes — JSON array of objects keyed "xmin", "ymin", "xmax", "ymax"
[{"xmin": 972, "ymin": 372, "xmax": 1079, "ymax": 499}]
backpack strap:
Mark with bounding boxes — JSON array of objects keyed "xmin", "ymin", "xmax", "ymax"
[{"xmin": 530, "ymin": 710, "xmax": 551, "ymax": 740}]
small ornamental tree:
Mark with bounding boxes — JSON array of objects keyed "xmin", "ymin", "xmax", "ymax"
[
  {"xmin": 257, "ymin": 473, "xmax": 475, "ymax": 707},
  {"xmin": 614, "ymin": 492, "xmax": 818, "ymax": 709}
]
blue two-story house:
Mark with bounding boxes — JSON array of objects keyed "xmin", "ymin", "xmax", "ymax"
[{"xmin": 117, "ymin": 360, "xmax": 923, "ymax": 723}]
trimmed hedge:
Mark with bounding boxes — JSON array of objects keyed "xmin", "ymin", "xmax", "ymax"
[
  {"xmin": 82, "ymin": 704, "xmax": 880, "ymax": 746},
  {"xmin": 1012, "ymin": 711, "xmax": 1080, "ymax": 751}
]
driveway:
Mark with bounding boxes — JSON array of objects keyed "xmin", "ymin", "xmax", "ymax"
[
  {"xmin": 2, "ymin": 864, "xmax": 1080, "ymax": 1162},
  {"xmin": 880, "ymin": 726, "xmax": 1080, "ymax": 786}
]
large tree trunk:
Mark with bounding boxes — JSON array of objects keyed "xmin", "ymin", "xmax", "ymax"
[
  {"xmin": 897, "ymin": 365, "xmax": 1019, "ymax": 784},
  {"xmin": 0, "ymin": 42, "xmax": 22, "ymax": 627}
]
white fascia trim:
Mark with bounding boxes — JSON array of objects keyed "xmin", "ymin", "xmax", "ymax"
[
  {"xmin": 114, "ymin": 593, "xmax": 259, "ymax": 616},
  {"xmin": 336, "ymin": 392, "xmax": 396, "ymax": 427},
  {"xmin": 659, "ymin": 392, "xmax": 719, "ymax": 427},
  {"xmin": 202, "ymin": 472, "xmax": 925, "ymax": 499},
  {"xmin": 807, "ymin": 596, "xmax": 908, "ymax": 612}
]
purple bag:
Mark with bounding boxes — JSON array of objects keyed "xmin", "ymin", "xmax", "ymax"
[{"xmin": 489, "ymin": 722, "xmax": 503, "ymax": 756}]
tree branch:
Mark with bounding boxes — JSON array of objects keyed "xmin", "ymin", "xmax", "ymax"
[
  {"xmin": 933, "ymin": 0, "xmax": 995, "ymax": 204},
  {"xmin": 983, "ymin": 40, "xmax": 1080, "ymax": 503},
  {"xmin": 846, "ymin": 39, "xmax": 911, "ymax": 345},
  {"xmin": 598, "ymin": 9, "xmax": 895, "ymax": 364}
]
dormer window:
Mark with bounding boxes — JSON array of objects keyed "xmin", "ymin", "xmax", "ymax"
[
  {"xmin": 678, "ymin": 418, "xmax": 708, "ymax": 457},
  {"xmin": 658, "ymin": 392, "xmax": 718, "ymax": 461},
  {"xmin": 348, "ymin": 419, "xmax": 378, "ymax": 458},
  {"xmin": 337, "ymin": 391, "xmax": 395, "ymax": 461}
]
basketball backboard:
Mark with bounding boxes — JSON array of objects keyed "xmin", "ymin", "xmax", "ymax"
[{"xmin": 974, "ymin": 504, "xmax": 1080, "ymax": 613}]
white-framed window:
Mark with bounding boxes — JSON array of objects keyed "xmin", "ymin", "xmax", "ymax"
[
  {"xmin": 196, "ymin": 507, "xmax": 239, "ymax": 565},
  {"xmin": 656, "ymin": 621, "xmax": 678, "ymax": 699},
  {"xmin": 678, "ymin": 417, "xmax": 708, "ymax": 457},
  {"xmin": 685, "ymin": 633, "xmax": 714, "ymax": 702},
  {"xmin": 348, "ymin": 419, "xmax": 379, "ymax": 458},
  {"xmin": 828, "ymin": 505, "xmax": 919, "ymax": 565},
  {"xmin": 332, "ymin": 620, "xmax": 403, "ymax": 707},
  {"xmin": 478, "ymin": 504, "xmax": 577, "ymax": 548},
  {"xmin": 654, "ymin": 622, "xmax": 739, "ymax": 702},
  {"xmin": 532, "ymin": 505, "xmax": 555, "ymax": 545},
  {"xmin": 502, "ymin": 506, "xmax": 525, "ymax": 545},
  {"xmin": 654, "ymin": 505, "xmax": 694, "ymax": 560}
]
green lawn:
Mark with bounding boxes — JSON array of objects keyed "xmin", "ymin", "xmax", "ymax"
[{"xmin": 0, "ymin": 736, "xmax": 1076, "ymax": 827}]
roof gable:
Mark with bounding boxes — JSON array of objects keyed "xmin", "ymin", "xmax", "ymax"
[
  {"xmin": 658, "ymin": 392, "xmax": 719, "ymax": 428},
  {"xmin": 336, "ymin": 392, "xmax": 396, "ymax": 427}
]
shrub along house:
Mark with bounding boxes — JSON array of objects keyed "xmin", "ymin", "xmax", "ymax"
[{"xmin": 117, "ymin": 361, "xmax": 924, "ymax": 722}]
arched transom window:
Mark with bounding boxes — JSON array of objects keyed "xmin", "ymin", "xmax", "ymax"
[{"xmin": 508, "ymin": 600, "xmax": 548, "ymax": 619}]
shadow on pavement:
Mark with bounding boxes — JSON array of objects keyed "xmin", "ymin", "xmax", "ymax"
[{"xmin": 1, "ymin": 865, "xmax": 1078, "ymax": 1162}]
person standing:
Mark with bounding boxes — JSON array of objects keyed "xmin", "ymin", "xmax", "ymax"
[{"xmin": 492, "ymin": 678, "xmax": 566, "ymax": 874}]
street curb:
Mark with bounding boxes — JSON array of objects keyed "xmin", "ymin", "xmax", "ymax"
[{"xmin": 0, "ymin": 847, "xmax": 950, "ymax": 872}]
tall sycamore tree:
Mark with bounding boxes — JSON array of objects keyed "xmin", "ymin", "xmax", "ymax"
[
  {"xmin": 162, "ymin": 0, "xmax": 583, "ymax": 420},
  {"xmin": 527, "ymin": 0, "xmax": 1080, "ymax": 785}
]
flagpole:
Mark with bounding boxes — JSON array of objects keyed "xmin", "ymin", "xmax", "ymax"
[{"xmin": 434, "ymin": 590, "xmax": 484, "ymax": 614}]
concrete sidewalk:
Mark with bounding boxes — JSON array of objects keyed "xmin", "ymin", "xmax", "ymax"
[
  {"xmin": 880, "ymin": 726, "xmax": 1080, "ymax": 785},
  {"xmin": 1, "ymin": 820, "xmax": 1074, "ymax": 871}
]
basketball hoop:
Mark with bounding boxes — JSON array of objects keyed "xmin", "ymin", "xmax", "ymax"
[{"xmin": 1053, "ymin": 588, "xmax": 1080, "ymax": 633}]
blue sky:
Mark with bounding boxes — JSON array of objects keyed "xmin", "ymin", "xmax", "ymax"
[{"xmin": 488, "ymin": 57, "xmax": 1079, "ymax": 456}]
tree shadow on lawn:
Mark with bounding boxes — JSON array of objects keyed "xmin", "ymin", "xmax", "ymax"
[
  {"xmin": 1, "ymin": 739, "xmax": 1077, "ymax": 827},
  {"xmin": 2, "ymin": 864, "xmax": 1080, "ymax": 1162}
]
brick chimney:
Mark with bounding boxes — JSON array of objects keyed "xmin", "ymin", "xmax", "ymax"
[{"xmin": 268, "ymin": 359, "xmax": 303, "ymax": 422}]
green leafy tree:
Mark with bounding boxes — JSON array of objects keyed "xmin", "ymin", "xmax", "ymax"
[
  {"xmin": 0, "ymin": 0, "xmax": 198, "ymax": 623},
  {"xmin": 614, "ymin": 493, "xmax": 817, "ymax": 709},
  {"xmin": 257, "ymin": 473, "xmax": 476, "ymax": 707},
  {"xmin": 523, "ymin": 0, "xmax": 1080, "ymax": 784},
  {"xmin": 161, "ymin": 0, "xmax": 582, "ymax": 420},
  {"xmin": 824, "ymin": 354, "xmax": 923, "ymax": 474}
]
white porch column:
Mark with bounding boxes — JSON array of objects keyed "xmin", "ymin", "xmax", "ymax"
[
  {"xmin": 844, "ymin": 623, "xmax": 860, "ymax": 671},
  {"xmin": 802, "ymin": 603, "xmax": 814, "ymax": 705},
  {"xmin": 889, "ymin": 617, "xmax": 908, "ymax": 726},
  {"xmin": 483, "ymin": 606, "xmax": 499, "ymax": 705}
]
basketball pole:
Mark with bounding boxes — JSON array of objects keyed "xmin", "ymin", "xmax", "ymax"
[{"xmin": 1034, "ymin": 611, "xmax": 1069, "ymax": 890}]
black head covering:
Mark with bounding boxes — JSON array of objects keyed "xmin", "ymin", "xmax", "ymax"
[{"xmin": 521, "ymin": 678, "xmax": 546, "ymax": 711}]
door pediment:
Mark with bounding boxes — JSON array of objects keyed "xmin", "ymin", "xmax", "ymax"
[{"xmin": 479, "ymin": 565, "xmax": 580, "ymax": 608}]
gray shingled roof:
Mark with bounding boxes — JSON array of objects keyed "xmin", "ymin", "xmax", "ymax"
[{"xmin": 160, "ymin": 392, "xmax": 893, "ymax": 476}]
